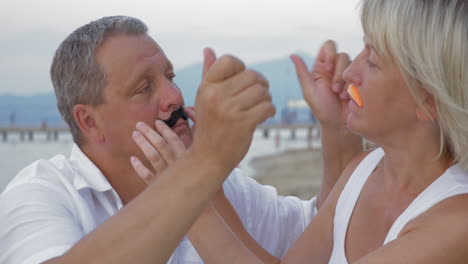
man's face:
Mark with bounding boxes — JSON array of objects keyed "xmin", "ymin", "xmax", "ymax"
[{"xmin": 93, "ymin": 34, "xmax": 192, "ymax": 163}]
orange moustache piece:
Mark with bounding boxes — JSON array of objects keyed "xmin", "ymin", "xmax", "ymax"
[{"xmin": 347, "ymin": 84, "xmax": 363, "ymax": 107}]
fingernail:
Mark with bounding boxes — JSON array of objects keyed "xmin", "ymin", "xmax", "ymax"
[
  {"xmin": 341, "ymin": 92, "xmax": 350, "ymax": 100},
  {"xmin": 155, "ymin": 120, "xmax": 164, "ymax": 127},
  {"xmin": 130, "ymin": 156, "xmax": 137, "ymax": 164},
  {"xmin": 132, "ymin": 131, "xmax": 141, "ymax": 139},
  {"xmin": 333, "ymin": 83, "xmax": 342, "ymax": 92},
  {"xmin": 136, "ymin": 122, "xmax": 146, "ymax": 130}
]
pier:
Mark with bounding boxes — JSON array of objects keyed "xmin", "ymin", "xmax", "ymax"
[
  {"xmin": 258, "ymin": 123, "xmax": 318, "ymax": 138},
  {"xmin": 0, "ymin": 126, "xmax": 70, "ymax": 142},
  {"xmin": 0, "ymin": 123, "xmax": 319, "ymax": 145},
  {"xmin": 258, "ymin": 123, "xmax": 320, "ymax": 149}
]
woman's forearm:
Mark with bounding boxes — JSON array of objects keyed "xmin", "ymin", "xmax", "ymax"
[
  {"xmin": 188, "ymin": 205, "xmax": 267, "ymax": 264},
  {"xmin": 212, "ymin": 190, "xmax": 280, "ymax": 263},
  {"xmin": 318, "ymin": 126, "xmax": 362, "ymax": 208}
]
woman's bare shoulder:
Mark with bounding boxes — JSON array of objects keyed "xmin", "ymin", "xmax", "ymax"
[
  {"xmin": 357, "ymin": 194, "xmax": 468, "ymax": 264},
  {"xmin": 402, "ymin": 193, "xmax": 468, "ymax": 236}
]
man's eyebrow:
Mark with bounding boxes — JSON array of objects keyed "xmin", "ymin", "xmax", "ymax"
[
  {"xmin": 126, "ymin": 59, "xmax": 174, "ymax": 88},
  {"xmin": 126, "ymin": 63, "xmax": 151, "ymax": 88}
]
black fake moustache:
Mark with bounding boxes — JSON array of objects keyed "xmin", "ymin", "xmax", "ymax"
[{"xmin": 163, "ymin": 107, "xmax": 189, "ymax": 128}]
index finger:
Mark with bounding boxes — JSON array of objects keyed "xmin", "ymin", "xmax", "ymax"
[
  {"xmin": 316, "ymin": 40, "xmax": 337, "ymax": 71},
  {"xmin": 203, "ymin": 55, "xmax": 246, "ymax": 83},
  {"xmin": 332, "ymin": 53, "xmax": 351, "ymax": 93},
  {"xmin": 185, "ymin": 107, "xmax": 196, "ymax": 122},
  {"xmin": 155, "ymin": 120, "xmax": 187, "ymax": 159},
  {"xmin": 226, "ymin": 69, "xmax": 269, "ymax": 96}
]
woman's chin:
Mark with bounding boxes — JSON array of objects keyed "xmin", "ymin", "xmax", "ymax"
[{"xmin": 346, "ymin": 113, "xmax": 363, "ymax": 137}]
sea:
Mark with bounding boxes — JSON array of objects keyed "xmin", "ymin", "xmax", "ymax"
[{"xmin": 0, "ymin": 128, "xmax": 319, "ymax": 192}]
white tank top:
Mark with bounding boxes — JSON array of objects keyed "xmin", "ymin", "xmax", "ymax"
[{"xmin": 329, "ymin": 148, "xmax": 468, "ymax": 264}]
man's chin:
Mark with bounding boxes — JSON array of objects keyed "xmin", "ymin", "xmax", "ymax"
[{"xmin": 177, "ymin": 129, "xmax": 193, "ymax": 148}]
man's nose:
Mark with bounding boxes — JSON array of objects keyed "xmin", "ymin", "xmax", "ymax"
[{"xmin": 159, "ymin": 80, "xmax": 184, "ymax": 113}]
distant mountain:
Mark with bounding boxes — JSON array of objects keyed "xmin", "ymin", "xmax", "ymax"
[
  {"xmin": 0, "ymin": 92, "xmax": 64, "ymax": 126},
  {"xmin": 0, "ymin": 53, "xmax": 315, "ymax": 127}
]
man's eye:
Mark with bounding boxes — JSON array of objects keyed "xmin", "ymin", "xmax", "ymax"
[
  {"xmin": 141, "ymin": 85, "xmax": 151, "ymax": 93},
  {"xmin": 136, "ymin": 81, "xmax": 152, "ymax": 94}
]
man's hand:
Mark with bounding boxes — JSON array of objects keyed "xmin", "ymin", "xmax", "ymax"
[
  {"xmin": 291, "ymin": 40, "xmax": 351, "ymax": 129},
  {"xmin": 192, "ymin": 54, "xmax": 276, "ymax": 171}
]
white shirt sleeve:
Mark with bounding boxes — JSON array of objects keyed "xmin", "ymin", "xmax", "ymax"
[
  {"xmin": 0, "ymin": 182, "xmax": 84, "ymax": 264},
  {"xmin": 223, "ymin": 169, "xmax": 317, "ymax": 258}
]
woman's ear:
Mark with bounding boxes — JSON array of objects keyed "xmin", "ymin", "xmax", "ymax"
[
  {"xmin": 416, "ymin": 92, "xmax": 437, "ymax": 121},
  {"xmin": 73, "ymin": 104, "xmax": 105, "ymax": 144}
]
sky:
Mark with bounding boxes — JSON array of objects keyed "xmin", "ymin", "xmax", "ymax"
[{"xmin": 1, "ymin": 0, "xmax": 364, "ymax": 95}]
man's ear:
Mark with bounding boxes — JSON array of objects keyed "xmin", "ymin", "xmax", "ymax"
[
  {"xmin": 416, "ymin": 92, "xmax": 437, "ymax": 121},
  {"xmin": 73, "ymin": 104, "xmax": 105, "ymax": 144}
]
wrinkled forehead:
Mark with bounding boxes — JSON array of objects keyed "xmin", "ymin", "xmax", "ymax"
[
  {"xmin": 360, "ymin": 0, "xmax": 391, "ymax": 57},
  {"xmin": 96, "ymin": 34, "xmax": 171, "ymax": 78},
  {"xmin": 361, "ymin": 0, "xmax": 404, "ymax": 61}
]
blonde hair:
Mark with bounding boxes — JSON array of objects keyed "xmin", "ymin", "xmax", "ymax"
[{"xmin": 360, "ymin": 0, "xmax": 468, "ymax": 170}]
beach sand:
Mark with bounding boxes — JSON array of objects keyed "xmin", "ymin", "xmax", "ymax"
[{"xmin": 250, "ymin": 148, "xmax": 323, "ymax": 200}]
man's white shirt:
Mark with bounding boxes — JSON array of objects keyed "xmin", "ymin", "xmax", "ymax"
[{"xmin": 0, "ymin": 144, "xmax": 316, "ymax": 264}]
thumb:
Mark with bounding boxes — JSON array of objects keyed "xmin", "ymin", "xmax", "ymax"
[{"xmin": 202, "ymin": 48, "xmax": 217, "ymax": 78}]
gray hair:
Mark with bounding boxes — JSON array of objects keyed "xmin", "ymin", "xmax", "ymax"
[
  {"xmin": 360, "ymin": 0, "xmax": 468, "ymax": 170},
  {"xmin": 50, "ymin": 16, "xmax": 148, "ymax": 146}
]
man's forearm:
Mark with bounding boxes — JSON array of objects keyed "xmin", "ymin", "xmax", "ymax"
[
  {"xmin": 47, "ymin": 151, "xmax": 231, "ymax": 264},
  {"xmin": 318, "ymin": 126, "xmax": 362, "ymax": 208}
]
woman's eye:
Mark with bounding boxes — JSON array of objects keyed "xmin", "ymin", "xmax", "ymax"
[
  {"xmin": 168, "ymin": 74, "xmax": 176, "ymax": 83},
  {"xmin": 367, "ymin": 59, "xmax": 377, "ymax": 68}
]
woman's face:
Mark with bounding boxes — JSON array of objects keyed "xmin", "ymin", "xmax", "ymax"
[{"xmin": 342, "ymin": 38, "xmax": 420, "ymax": 142}]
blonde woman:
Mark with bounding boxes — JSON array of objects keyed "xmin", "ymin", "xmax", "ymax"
[{"xmin": 133, "ymin": 0, "xmax": 468, "ymax": 263}]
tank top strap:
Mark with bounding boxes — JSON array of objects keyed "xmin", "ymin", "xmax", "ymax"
[
  {"xmin": 329, "ymin": 148, "xmax": 385, "ymax": 263},
  {"xmin": 384, "ymin": 164, "xmax": 468, "ymax": 244}
]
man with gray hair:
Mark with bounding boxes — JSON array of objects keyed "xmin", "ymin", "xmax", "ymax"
[{"xmin": 0, "ymin": 16, "xmax": 360, "ymax": 263}]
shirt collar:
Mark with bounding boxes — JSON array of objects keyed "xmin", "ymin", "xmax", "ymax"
[{"xmin": 69, "ymin": 144, "xmax": 113, "ymax": 192}]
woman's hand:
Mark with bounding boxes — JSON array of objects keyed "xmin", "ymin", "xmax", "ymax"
[
  {"xmin": 130, "ymin": 119, "xmax": 189, "ymax": 183},
  {"xmin": 129, "ymin": 49, "xmax": 209, "ymax": 184},
  {"xmin": 292, "ymin": 41, "xmax": 363, "ymax": 208},
  {"xmin": 291, "ymin": 40, "xmax": 351, "ymax": 129}
]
